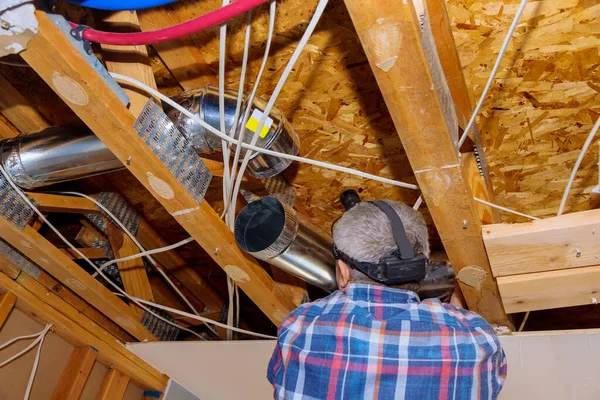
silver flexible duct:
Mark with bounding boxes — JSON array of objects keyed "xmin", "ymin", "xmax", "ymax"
[
  {"xmin": 0, "ymin": 126, "xmax": 124, "ymax": 189},
  {"xmin": 164, "ymin": 86, "xmax": 300, "ymax": 179},
  {"xmin": 234, "ymin": 196, "xmax": 337, "ymax": 292}
]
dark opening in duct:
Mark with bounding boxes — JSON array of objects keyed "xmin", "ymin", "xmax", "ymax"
[
  {"xmin": 0, "ymin": 126, "xmax": 124, "ymax": 189},
  {"xmin": 164, "ymin": 85, "xmax": 300, "ymax": 179},
  {"xmin": 235, "ymin": 196, "xmax": 337, "ymax": 292}
]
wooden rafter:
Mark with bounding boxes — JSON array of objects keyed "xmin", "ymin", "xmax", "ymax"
[
  {"xmin": 0, "ymin": 270, "xmax": 167, "ymax": 390},
  {"xmin": 0, "ymin": 219, "xmax": 156, "ymax": 341},
  {"xmin": 22, "ymin": 11, "xmax": 295, "ymax": 325},
  {"xmin": 0, "ymin": 72, "xmax": 49, "ymax": 134},
  {"xmin": 343, "ymin": 0, "xmax": 509, "ymax": 326}
]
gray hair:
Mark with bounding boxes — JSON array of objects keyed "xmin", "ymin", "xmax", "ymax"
[{"xmin": 333, "ymin": 200, "xmax": 430, "ymax": 285}]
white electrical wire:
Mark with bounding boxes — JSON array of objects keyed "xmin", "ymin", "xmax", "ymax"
[
  {"xmin": 0, "ymin": 59, "xmax": 29, "ymax": 67},
  {"xmin": 110, "ymin": 73, "xmax": 419, "ymax": 190},
  {"xmin": 0, "ymin": 163, "xmax": 208, "ymax": 342},
  {"xmin": 473, "ymin": 197, "xmax": 539, "ymax": 221},
  {"xmin": 413, "ymin": 0, "xmax": 529, "ymax": 211},
  {"xmin": 219, "ymin": 0, "xmax": 234, "ymax": 221},
  {"xmin": 0, "ymin": 324, "xmax": 52, "ymax": 369},
  {"xmin": 458, "ymin": 0, "xmax": 528, "ymax": 148},
  {"xmin": 224, "ymin": 0, "xmax": 276, "ymax": 222},
  {"xmin": 0, "ymin": 330, "xmax": 45, "ymax": 351},
  {"xmin": 228, "ymin": 0, "xmax": 330, "ymax": 220},
  {"xmin": 557, "ymin": 116, "xmax": 600, "ymax": 216},
  {"xmin": 124, "ymin": 295, "xmax": 276, "ymax": 339},
  {"xmin": 96, "ymin": 236, "xmax": 194, "ymax": 275},
  {"xmin": 23, "ymin": 324, "xmax": 51, "ymax": 400},
  {"xmin": 54, "ymin": 191, "xmax": 200, "ymax": 316}
]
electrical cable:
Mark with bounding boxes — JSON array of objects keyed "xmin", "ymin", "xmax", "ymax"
[
  {"xmin": 110, "ymin": 73, "xmax": 419, "ymax": 190},
  {"xmin": 122, "ymin": 295, "xmax": 277, "ymax": 339},
  {"xmin": 0, "ymin": 330, "xmax": 45, "ymax": 351},
  {"xmin": 518, "ymin": 310, "xmax": 530, "ymax": 332},
  {"xmin": 23, "ymin": 324, "xmax": 51, "ymax": 400},
  {"xmin": 0, "ymin": 324, "xmax": 52, "ymax": 369},
  {"xmin": 55, "ymin": 191, "xmax": 200, "ymax": 316},
  {"xmin": 228, "ymin": 0, "xmax": 330, "ymax": 221},
  {"xmin": 557, "ymin": 116, "xmax": 600, "ymax": 216},
  {"xmin": 458, "ymin": 0, "xmax": 528, "ymax": 148},
  {"xmin": 0, "ymin": 59, "xmax": 29, "ymax": 67},
  {"xmin": 0, "ymin": 164, "xmax": 205, "ymax": 343},
  {"xmin": 413, "ymin": 0, "xmax": 529, "ymax": 211},
  {"xmin": 222, "ymin": 0, "xmax": 276, "ymax": 221},
  {"xmin": 67, "ymin": 0, "xmax": 270, "ymax": 46},
  {"xmin": 473, "ymin": 197, "xmax": 539, "ymax": 221},
  {"xmin": 95, "ymin": 236, "xmax": 195, "ymax": 275}
]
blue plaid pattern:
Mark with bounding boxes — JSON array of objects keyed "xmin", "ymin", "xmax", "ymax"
[{"xmin": 268, "ymin": 284, "xmax": 506, "ymax": 399}]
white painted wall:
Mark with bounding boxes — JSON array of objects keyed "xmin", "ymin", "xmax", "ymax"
[{"xmin": 128, "ymin": 329, "xmax": 600, "ymax": 399}]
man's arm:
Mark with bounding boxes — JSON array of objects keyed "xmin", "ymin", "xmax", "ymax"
[{"xmin": 493, "ymin": 347, "xmax": 508, "ymax": 398}]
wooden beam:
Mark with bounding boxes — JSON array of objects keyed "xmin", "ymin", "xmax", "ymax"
[
  {"xmin": 343, "ymin": 0, "xmax": 508, "ymax": 326},
  {"xmin": 18, "ymin": 265, "xmax": 133, "ymax": 343},
  {"xmin": 97, "ymin": 369, "xmax": 130, "ymax": 400},
  {"xmin": 461, "ymin": 153, "xmax": 500, "ymax": 225},
  {"xmin": 26, "ymin": 192, "xmax": 223, "ymax": 313},
  {"xmin": 423, "ymin": 0, "xmax": 472, "ymax": 128},
  {"xmin": 0, "ymin": 218, "xmax": 155, "ymax": 341},
  {"xmin": 98, "ymin": 10, "xmax": 160, "ymax": 116},
  {"xmin": 61, "ymin": 247, "xmax": 108, "ymax": 259},
  {"xmin": 28, "ymin": 192, "xmax": 101, "ymax": 214},
  {"xmin": 0, "ymin": 113, "xmax": 19, "ymax": 138},
  {"xmin": 0, "ymin": 291, "xmax": 16, "ymax": 329},
  {"xmin": 0, "ymin": 271, "xmax": 167, "ymax": 390},
  {"xmin": 136, "ymin": 219, "xmax": 223, "ymax": 312},
  {"xmin": 483, "ymin": 209, "xmax": 600, "ymax": 277},
  {"xmin": 51, "ymin": 347, "xmax": 98, "ymax": 400},
  {"xmin": 497, "ymin": 265, "xmax": 600, "ymax": 313},
  {"xmin": 137, "ymin": 9, "xmax": 217, "ymax": 89},
  {"xmin": 23, "ymin": 11, "xmax": 296, "ymax": 325},
  {"xmin": 0, "ymin": 73, "xmax": 50, "ymax": 134},
  {"xmin": 106, "ymin": 220, "xmax": 154, "ymax": 317}
]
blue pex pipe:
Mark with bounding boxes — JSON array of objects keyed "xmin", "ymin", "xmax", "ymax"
[{"xmin": 65, "ymin": 0, "xmax": 179, "ymax": 10}]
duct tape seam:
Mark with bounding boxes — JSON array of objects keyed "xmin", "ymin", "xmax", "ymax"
[
  {"xmin": 134, "ymin": 99, "xmax": 213, "ymax": 205},
  {"xmin": 0, "ymin": 239, "xmax": 42, "ymax": 279}
]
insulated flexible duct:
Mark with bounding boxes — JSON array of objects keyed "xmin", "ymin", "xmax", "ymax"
[
  {"xmin": 164, "ymin": 85, "xmax": 300, "ymax": 179},
  {"xmin": 0, "ymin": 126, "xmax": 124, "ymax": 189},
  {"xmin": 234, "ymin": 196, "xmax": 337, "ymax": 291}
]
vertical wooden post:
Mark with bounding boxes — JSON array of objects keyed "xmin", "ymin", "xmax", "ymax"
[
  {"xmin": 343, "ymin": 0, "xmax": 509, "ymax": 326},
  {"xmin": 97, "ymin": 369, "xmax": 130, "ymax": 400},
  {"xmin": 51, "ymin": 347, "xmax": 98, "ymax": 400},
  {"xmin": 0, "ymin": 291, "xmax": 16, "ymax": 329}
]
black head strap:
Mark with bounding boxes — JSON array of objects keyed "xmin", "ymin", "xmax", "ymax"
[{"xmin": 370, "ymin": 200, "xmax": 415, "ymax": 260}]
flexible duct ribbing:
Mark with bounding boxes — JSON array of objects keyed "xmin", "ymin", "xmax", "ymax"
[
  {"xmin": 164, "ymin": 85, "xmax": 300, "ymax": 179},
  {"xmin": 234, "ymin": 196, "xmax": 337, "ymax": 292},
  {"xmin": 0, "ymin": 126, "xmax": 124, "ymax": 189}
]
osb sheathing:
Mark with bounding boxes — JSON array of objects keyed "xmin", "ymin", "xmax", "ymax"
[
  {"xmin": 146, "ymin": 0, "xmax": 600, "ymax": 235},
  {"xmin": 448, "ymin": 0, "xmax": 600, "ymax": 220}
]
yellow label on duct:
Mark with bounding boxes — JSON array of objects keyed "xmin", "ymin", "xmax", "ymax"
[{"xmin": 246, "ymin": 109, "xmax": 273, "ymax": 138}]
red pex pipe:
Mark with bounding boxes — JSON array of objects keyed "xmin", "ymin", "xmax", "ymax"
[{"xmin": 68, "ymin": 0, "xmax": 270, "ymax": 45}]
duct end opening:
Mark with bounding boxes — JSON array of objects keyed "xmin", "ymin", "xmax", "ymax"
[{"xmin": 235, "ymin": 197, "xmax": 286, "ymax": 253}]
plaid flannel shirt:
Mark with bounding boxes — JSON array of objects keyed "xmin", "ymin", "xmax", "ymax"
[{"xmin": 268, "ymin": 284, "xmax": 506, "ymax": 399}]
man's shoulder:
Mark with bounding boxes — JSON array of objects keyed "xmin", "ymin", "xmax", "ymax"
[
  {"xmin": 278, "ymin": 291, "xmax": 347, "ymax": 334},
  {"xmin": 419, "ymin": 299, "xmax": 501, "ymax": 336}
]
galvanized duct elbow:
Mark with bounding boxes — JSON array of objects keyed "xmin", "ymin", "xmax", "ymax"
[
  {"xmin": 164, "ymin": 85, "xmax": 300, "ymax": 179},
  {"xmin": 234, "ymin": 196, "xmax": 337, "ymax": 292},
  {"xmin": 0, "ymin": 126, "xmax": 124, "ymax": 189}
]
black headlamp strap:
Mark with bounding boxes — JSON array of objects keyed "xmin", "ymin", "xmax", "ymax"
[{"xmin": 370, "ymin": 200, "xmax": 415, "ymax": 260}]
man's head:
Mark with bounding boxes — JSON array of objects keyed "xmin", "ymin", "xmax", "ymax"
[{"xmin": 332, "ymin": 200, "xmax": 430, "ymax": 290}]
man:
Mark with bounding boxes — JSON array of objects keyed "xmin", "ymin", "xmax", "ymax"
[{"xmin": 268, "ymin": 198, "xmax": 506, "ymax": 399}]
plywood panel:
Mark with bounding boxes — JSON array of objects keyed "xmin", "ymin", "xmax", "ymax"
[
  {"xmin": 483, "ymin": 208, "xmax": 600, "ymax": 276},
  {"xmin": 497, "ymin": 265, "xmax": 600, "ymax": 313},
  {"xmin": 447, "ymin": 0, "xmax": 600, "ymax": 221}
]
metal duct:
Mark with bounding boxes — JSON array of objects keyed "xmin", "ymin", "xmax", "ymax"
[
  {"xmin": 234, "ymin": 196, "xmax": 337, "ymax": 292},
  {"xmin": 0, "ymin": 126, "xmax": 124, "ymax": 189},
  {"xmin": 164, "ymin": 85, "xmax": 300, "ymax": 179}
]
